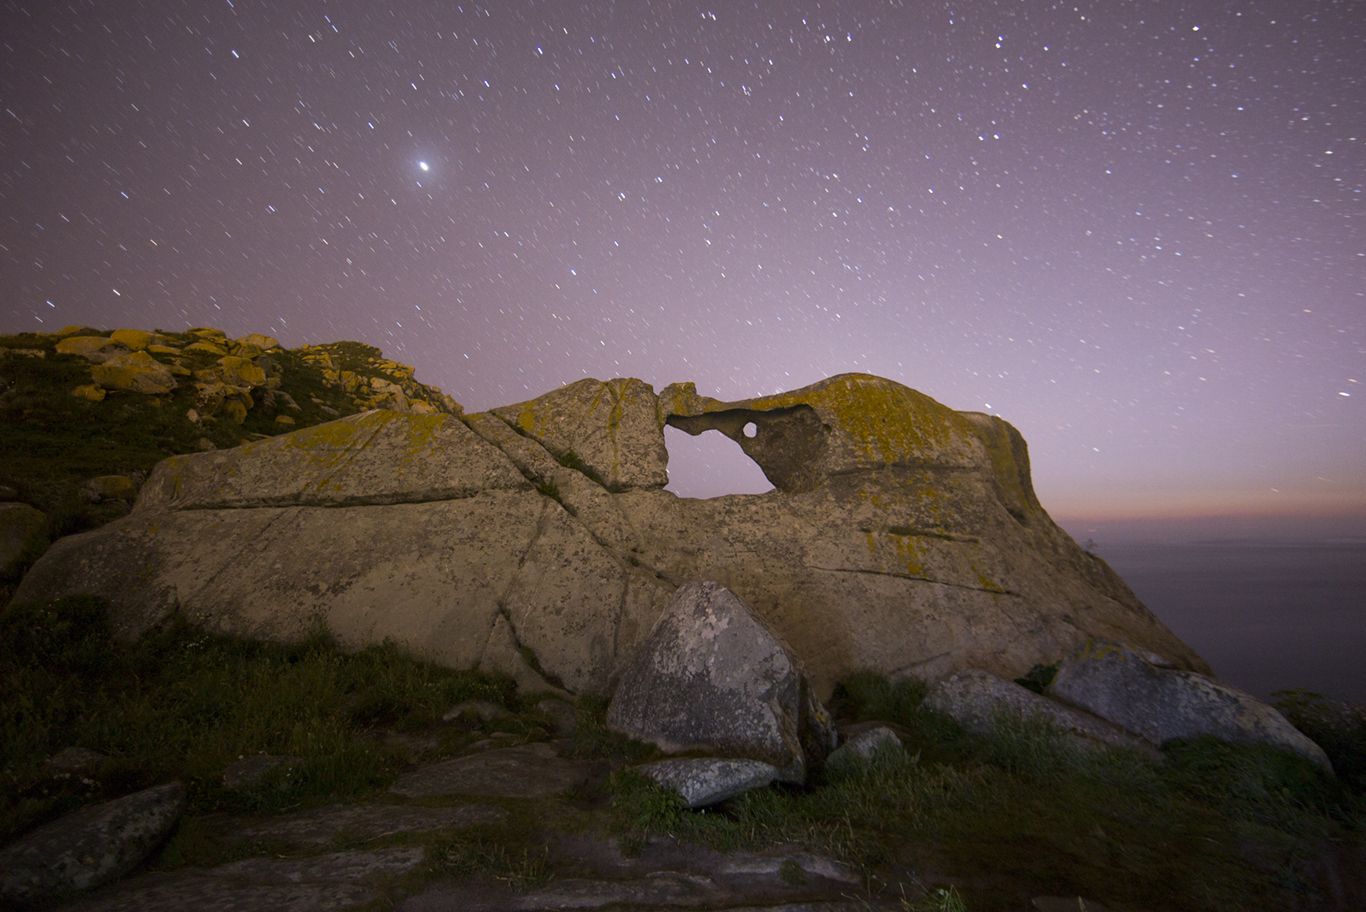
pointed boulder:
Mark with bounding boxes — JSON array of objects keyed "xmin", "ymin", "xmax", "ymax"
[{"xmin": 606, "ymin": 581, "xmax": 835, "ymax": 782}]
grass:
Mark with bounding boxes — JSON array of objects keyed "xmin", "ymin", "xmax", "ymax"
[
  {"xmin": 610, "ymin": 670, "xmax": 1365, "ymax": 912},
  {"xmin": 0, "ymin": 594, "xmax": 522, "ymax": 843},
  {"xmin": 2, "ymin": 596, "xmax": 1361, "ymax": 911}
]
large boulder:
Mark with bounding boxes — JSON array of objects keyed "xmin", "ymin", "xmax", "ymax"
[
  {"xmin": 91, "ymin": 351, "xmax": 177, "ymax": 394},
  {"xmin": 0, "ymin": 781, "xmax": 186, "ymax": 905},
  {"xmin": 1048, "ymin": 640, "xmax": 1331, "ymax": 769},
  {"xmin": 55, "ymin": 335, "xmax": 127, "ymax": 363},
  {"xmin": 606, "ymin": 581, "xmax": 835, "ymax": 782},
  {"xmin": 15, "ymin": 373, "xmax": 1207, "ymax": 698}
]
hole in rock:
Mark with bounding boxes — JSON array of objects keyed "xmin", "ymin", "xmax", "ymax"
[
  {"xmin": 742, "ymin": 421, "xmax": 758, "ymax": 438},
  {"xmin": 663, "ymin": 425, "xmax": 774, "ymax": 499}
]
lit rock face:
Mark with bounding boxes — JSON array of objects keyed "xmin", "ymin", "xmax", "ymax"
[
  {"xmin": 15, "ymin": 373, "xmax": 1207, "ymax": 696},
  {"xmin": 606, "ymin": 581, "xmax": 835, "ymax": 782}
]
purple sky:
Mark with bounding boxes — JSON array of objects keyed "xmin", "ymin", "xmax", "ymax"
[{"xmin": 2, "ymin": 0, "xmax": 1362, "ymax": 525}]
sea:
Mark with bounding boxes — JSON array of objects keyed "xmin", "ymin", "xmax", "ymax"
[{"xmin": 1096, "ymin": 540, "xmax": 1366, "ymax": 704}]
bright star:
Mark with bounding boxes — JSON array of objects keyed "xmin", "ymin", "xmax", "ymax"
[{"xmin": 418, "ymin": 161, "xmax": 430, "ymax": 172}]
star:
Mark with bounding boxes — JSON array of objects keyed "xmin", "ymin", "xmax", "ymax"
[{"xmin": 418, "ymin": 161, "xmax": 430, "ymax": 173}]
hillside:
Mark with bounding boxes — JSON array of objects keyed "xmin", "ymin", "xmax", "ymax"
[{"xmin": 0, "ymin": 326, "xmax": 460, "ymax": 591}]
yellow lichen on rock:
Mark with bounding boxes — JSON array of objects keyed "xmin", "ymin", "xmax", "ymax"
[
  {"xmin": 110, "ymin": 328, "xmax": 169, "ymax": 351},
  {"xmin": 72, "ymin": 384, "xmax": 106, "ymax": 401},
  {"xmin": 56, "ymin": 335, "xmax": 127, "ymax": 363},
  {"xmin": 91, "ymin": 351, "xmax": 178, "ymax": 395}
]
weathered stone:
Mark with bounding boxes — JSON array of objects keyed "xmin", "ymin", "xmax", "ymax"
[
  {"xmin": 16, "ymin": 374, "xmax": 1207, "ymax": 700},
  {"xmin": 442, "ymin": 699, "xmax": 511, "ymax": 724},
  {"xmin": 72, "ymin": 383, "xmax": 107, "ymax": 401},
  {"xmin": 825, "ymin": 726, "xmax": 903, "ymax": 771},
  {"xmin": 82, "ymin": 474, "xmax": 138, "ymax": 503},
  {"xmin": 1048, "ymin": 640, "xmax": 1331, "ymax": 769},
  {"xmin": 494, "ymin": 377, "xmax": 668, "ymax": 490},
  {"xmin": 110, "ymin": 329, "xmax": 170, "ymax": 351},
  {"xmin": 227, "ymin": 803, "xmax": 507, "ymax": 848},
  {"xmin": 389, "ymin": 742, "xmax": 590, "ymax": 798},
  {"xmin": 926, "ymin": 669, "xmax": 1159, "ymax": 756},
  {"xmin": 217, "ymin": 355, "xmax": 267, "ymax": 388},
  {"xmin": 147, "ymin": 344, "xmax": 182, "ymax": 356},
  {"xmin": 183, "ymin": 340, "xmax": 228, "ymax": 356},
  {"xmin": 0, "ymin": 781, "xmax": 185, "ymax": 905},
  {"xmin": 274, "ymin": 414, "xmax": 296, "ymax": 427},
  {"xmin": 222, "ymin": 399, "xmax": 249, "ymax": 424},
  {"xmin": 91, "ymin": 351, "xmax": 177, "ymax": 394},
  {"xmin": 60, "ymin": 847, "xmax": 419, "ymax": 912},
  {"xmin": 0, "ymin": 501, "xmax": 47, "ymax": 575},
  {"xmin": 235, "ymin": 333, "xmax": 281, "ymax": 351},
  {"xmin": 56, "ymin": 335, "xmax": 127, "ymax": 363},
  {"xmin": 637, "ymin": 757, "xmax": 781, "ymax": 808},
  {"xmin": 222, "ymin": 754, "xmax": 299, "ymax": 791},
  {"xmin": 607, "ymin": 581, "xmax": 835, "ymax": 782},
  {"xmin": 45, "ymin": 747, "xmax": 109, "ymax": 778}
]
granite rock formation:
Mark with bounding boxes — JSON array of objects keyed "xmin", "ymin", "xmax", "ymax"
[{"xmin": 14, "ymin": 372, "xmax": 1207, "ymax": 697}]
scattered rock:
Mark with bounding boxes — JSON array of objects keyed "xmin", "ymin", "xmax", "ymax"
[
  {"xmin": 636, "ymin": 757, "xmax": 782, "ymax": 808},
  {"xmin": 183, "ymin": 340, "xmax": 228, "ymax": 357},
  {"xmin": 221, "ymin": 754, "xmax": 299, "ymax": 791},
  {"xmin": 389, "ymin": 742, "xmax": 590, "ymax": 799},
  {"xmin": 236, "ymin": 333, "xmax": 281, "ymax": 351},
  {"xmin": 91, "ymin": 351, "xmax": 177, "ymax": 395},
  {"xmin": 925, "ymin": 669, "xmax": 1159, "ymax": 756},
  {"xmin": 0, "ymin": 501, "xmax": 47, "ymax": 574},
  {"xmin": 55, "ymin": 336, "xmax": 127, "ymax": 363},
  {"xmin": 825, "ymin": 725, "xmax": 903, "ymax": 772},
  {"xmin": 1048, "ymin": 641, "xmax": 1332, "ymax": 769},
  {"xmin": 442, "ymin": 700, "xmax": 511, "ymax": 724},
  {"xmin": 607, "ymin": 581, "xmax": 835, "ymax": 782},
  {"xmin": 81, "ymin": 475, "xmax": 139, "ymax": 503},
  {"xmin": 227, "ymin": 802, "xmax": 507, "ymax": 848},
  {"xmin": 535, "ymin": 697, "xmax": 578, "ymax": 736},
  {"xmin": 72, "ymin": 383, "xmax": 107, "ymax": 401},
  {"xmin": 109, "ymin": 329, "xmax": 170, "ymax": 351},
  {"xmin": 274, "ymin": 414, "xmax": 295, "ymax": 427},
  {"xmin": 45, "ymin": 747, "xmax": 109, "ymax": 779},
  {"xmin": 0, "ymin": 781, "xmax": 186, "ymax": 906},
  {"xmin": 58, "ymin": 847, "xmax": 420, "ymax": 912},
  {"xmin": 216, "ymin": 355, "xmax": 267, "ymax": 388}
]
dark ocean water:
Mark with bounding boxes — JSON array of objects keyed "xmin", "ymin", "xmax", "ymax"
[{"xmin": 1098, "ymin": 542, "xmax": 1366, "ymax": 703}]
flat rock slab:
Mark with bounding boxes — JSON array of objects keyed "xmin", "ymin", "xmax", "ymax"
[
  {"xmin": 637, "ymin": 758, "xmax": 782, "ymax": 808},
  {"xmin": 390, "ymin": 742, "xmax": 591, "ymax": 799},
  {"xmin": 57, "ymin": 847, "xmax": 423, "ymax": 912},
  {"xmin": 228, "ymin": 802, "xmax": 508, "ymax": 847},
  {"xmin": 0, "ymin": 781, "xmax": 186, "ymax": 906}
]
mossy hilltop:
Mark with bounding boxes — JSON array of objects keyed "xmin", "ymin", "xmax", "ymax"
[{"xmin": 0, "ymin": 325, "xmax": 459, "ymax": 590}]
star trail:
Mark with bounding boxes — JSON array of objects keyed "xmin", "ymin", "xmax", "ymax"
[{"xmin": 2, "ymin": 0, "xmax": 1361, "ymax": 523}]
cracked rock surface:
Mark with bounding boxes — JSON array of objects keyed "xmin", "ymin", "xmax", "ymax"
[{"xmin": 15, "ymin": 372, "xmax": 1206, "ymax": 697}]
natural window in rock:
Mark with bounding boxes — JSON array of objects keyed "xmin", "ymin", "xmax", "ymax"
[{"xmin": 663, "ymin": 425, "xmax": 774, "ymax": 499}]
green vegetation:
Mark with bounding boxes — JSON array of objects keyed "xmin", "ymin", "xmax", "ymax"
[
  {"xmin": 611, "ymin": 671, "xmax": 1365, "ymax": 912},
  {"xmin": 0, "ymin": 595, "xmax": 522, "ymax": 843},
  {"xmin": 1, "ymin": 597, "xmax": 1360, "ymax": 911}
]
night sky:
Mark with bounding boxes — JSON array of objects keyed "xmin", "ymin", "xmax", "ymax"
[{"xmin": 2, "ymin": 0, "xmax": 1362, "ymax": 524}]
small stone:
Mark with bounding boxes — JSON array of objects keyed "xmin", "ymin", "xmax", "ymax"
[
  {"xmin": 636, "ymin": 757, "xmax": 780, "ymax": 809},
  {"xmin": 825, "ymin": 726, "xmax": 903, "ymax": 772},
  {"xmin": 221, "ymin": 754, "xmax": 298, "ymax": 791},
  {"xmin": 273, "ymin": 414, "xmax": 295, "ymax": 426},
  {"xmin": 442, "ymin": 699, "xmax": 511, "ymax": 724},
  {"xmin": 81, "ymin": 475, "xmax": 139, "ymax": 503},
  {"xmin": 72, "ymin": 384, "xmax": 107, "ymax": 401}
]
